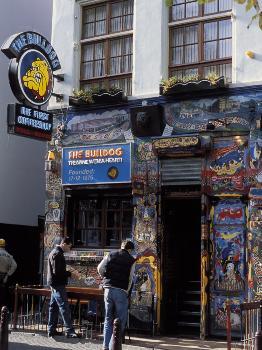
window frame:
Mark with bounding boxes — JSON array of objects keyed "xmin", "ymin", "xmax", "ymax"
[
  {"xmin": 80, "ymin": 0, "xmax": 133, "ymax": 94},
  {"xmin": 168, "ymin": 1, "xmax": 232, "ymax": 81},
  {"xmin": 67, "ymin": 191, "xmax": 133, "ymax": 249}
]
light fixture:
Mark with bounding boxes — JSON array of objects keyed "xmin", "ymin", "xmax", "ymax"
[{"xmin": 245, "ymin": 50, "xmax": 255, "ymax": 59}]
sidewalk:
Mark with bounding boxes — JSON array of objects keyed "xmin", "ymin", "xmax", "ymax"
[{"xmin": 9, "ymin": 331, "xmax": 242, "ymax": 350}]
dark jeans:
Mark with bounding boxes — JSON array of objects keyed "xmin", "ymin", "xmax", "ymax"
[
  {"xmin": 48, "ymin": 285, "xmax": 74, "ymax": 334},
  {"xmin": 103, "ymin": 287, "xmax": 128, "ymax": 350}
]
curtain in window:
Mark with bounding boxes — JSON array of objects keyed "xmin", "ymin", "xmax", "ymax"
[
  {"xmin": 204, "ymin": 19, "xmax": 231, "ymax": 61},
  {"xmin": 204, "ymin": 0, "xmax": 232, "ymax": 15},
  {"xmin": 172, "ymin": 0, "xmax": 198, "ymax": 21},
  {"xmin": 111, "ymin": 0, "xmax": 133, "ymax": 33},
  {"xmin": 82, "ymin": 42, "xmax": 105, "ymax": 79},
  {"xmin": 172, "ymin": 25, "xmax": 198, "ymax": 65},
  {"xmin": 110, "ymin": 36, "xmax": 132, "ymax": 75},
  {"xmin": 83, "ymin": 5, "xmax": 106, "ymax": 38}
]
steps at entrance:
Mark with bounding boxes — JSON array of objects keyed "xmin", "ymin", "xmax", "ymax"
[{"xmin": 176, "ymin": 281, "xmax": 200, "ymax": 333}]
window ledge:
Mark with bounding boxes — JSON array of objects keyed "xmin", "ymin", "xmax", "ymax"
[{"xmin": 169, "ymin": 11, "xmax": 232, "ymax": 27}]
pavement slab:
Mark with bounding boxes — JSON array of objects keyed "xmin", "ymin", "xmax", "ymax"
[{"xmin": 8, "ymin": 331, "xmax": 242, "ymax": 350}]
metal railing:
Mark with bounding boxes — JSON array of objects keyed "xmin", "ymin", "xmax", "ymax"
[
  {"xmin": 240, "ymin": 300, "xmax": 261, "ymax": 350},
  {"xmin": 10, "ymin": 284, "xmax": 104, "ymax": 338}
]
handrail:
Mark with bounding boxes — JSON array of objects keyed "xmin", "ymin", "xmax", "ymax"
[
  {"xmin": 12, "ymin": 284, "xmax": 104, "ymax": 332},
  {"xmin": 240, "ymin": 299, "xmax": 261, "ymax": 350}
]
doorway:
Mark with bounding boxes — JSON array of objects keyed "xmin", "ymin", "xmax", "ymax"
[{"xmin": 161, "ymin": 195, "xmax": 201, "ymax": 335}]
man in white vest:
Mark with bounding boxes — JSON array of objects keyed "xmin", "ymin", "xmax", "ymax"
[{"xmin": 0, "ymin": 238, "xmax": 17, "ymax": 308}]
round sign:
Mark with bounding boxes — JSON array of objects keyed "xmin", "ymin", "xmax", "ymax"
[{"xmin": 17, "ymin": 49, "xmax": 53, "ymax": 106}]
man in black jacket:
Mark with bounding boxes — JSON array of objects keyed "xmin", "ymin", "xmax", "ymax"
[
  {"xmin": 97, "ymin": 240, "xmax": 135, "ymax": 350},
  {"xmin": 47, "ymin": 237, "xmax": 80, "ymax": 338}
]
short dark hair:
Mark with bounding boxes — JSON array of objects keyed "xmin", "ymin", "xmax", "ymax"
[
  {"xmin": 60, "ymin": 237, "xmax": 72, "ymax": 245},
  {"xmin": 121, "ymin": 240, "xmax": 134, "ymax": 251}
]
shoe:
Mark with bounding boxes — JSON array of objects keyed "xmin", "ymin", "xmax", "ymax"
[
  {"xmin": 66, "ymin": 332, "xmax": 81, "ymax": 338},
  {"xmin": 48, "ymin": 330, "xmax": 63, "ymax": 337}
]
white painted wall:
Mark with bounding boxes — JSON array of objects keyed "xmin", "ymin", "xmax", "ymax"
[
  {"xmin": 0, "ymin": 0, "xmax": 52, "ymax": 225},
  {"xmin": 49, "ymin": 1, "xmax": 262, "ymax": 106},
  {"xmin": 233, "ymin": 3, "xmax": 262, "ymax": 84},
  {"xmin": 132, "ymin": 0, "xmax": 169, "ymax": 97}
]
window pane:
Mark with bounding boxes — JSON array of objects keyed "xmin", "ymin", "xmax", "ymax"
[
  {"xmin": 109, "ymin": 76, "xmax": 132, "ymax": 95},
  {"xmin": 220, "ymin": 0, "xmax": 232, "ymax": 12},
  {"xmin": 82, "ymin": 5, "xmax": 106, "ymax": 38},
  {"xmin": 106, "ymin": 229, "xmax": 120, "ymax": 247},
  {"xmin": 219, "ymin": 38, "xmax": 231, "ymax": 58},
  {"xmin": 184, "ymin": 44, "xmax": 198, "ymax": 63},
  {"xmin": 172, "ymin": 0, "xmax": 198, "ymax": 21},
  {"xmin": 204, "ymin": 63, "xmax": 232, "ymax": 82},
  {"xmin": 219, "ymin": 19, "xmax": 231, "ymax": 38},
  {"xmin": 204, "ymin": 22, "xmax": 217, "ymax": 41},
  {"xmin": 86, "ymin": 229, "xmax": 101, "ymax": 247},
  {"xmin": 185, "ymin": 1, "xmax": 198, "ymax": 18},
  {"xmin": 173, "ymin": 47, "xmax": 183, "ymax": 64},
  {"xmin": 110, "ymin": 0, "xmax": 134, "ymax": 33},
  {"xmin": 170, "ymin": 67, "xmax": 198, "ymax": 79},
  {"xmin": 204, "ymin": 41, "xmax": 217, "ymax": 60},
  {"xmin": 204, "ymin": 0, "xmax": 232, "ymax": 14},
  {"xmin": 109, "ymin": 36, "xmax": 132, "ymax": 75}
]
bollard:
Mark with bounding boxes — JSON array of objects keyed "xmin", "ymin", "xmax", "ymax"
[
  {"xmin": 226, "ymin": 299, "xmax": 231, "ymax": 350},
  {"xmin": 111, "ymin": 318, "xmax": 122, "ymax": 350},
  {"xmin": 254, "ymin": 331, "xmax": 262, "ymax": 350},
  {"xmin": 0, "ymin": 306, "xmax": 9, "ymax": 350}
]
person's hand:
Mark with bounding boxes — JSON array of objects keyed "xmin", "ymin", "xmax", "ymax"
[{"xmin": 3, "ymin": 275, "xmax": 8, "ymax": 284}]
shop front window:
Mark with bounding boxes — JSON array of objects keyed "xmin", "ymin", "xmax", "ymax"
[{"xmin": 70, "ymin": 196, "xmax": 133, "ymax": 248}]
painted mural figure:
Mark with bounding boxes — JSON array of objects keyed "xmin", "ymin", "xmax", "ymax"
[{"xmin": 215, "ymin": 260, "xmax": 244, "ymax": 291}]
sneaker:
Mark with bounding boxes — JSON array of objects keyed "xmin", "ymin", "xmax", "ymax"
[
  {"xmin": 48, "ymin": 330, "xmax": 63, "ymax": 337},
  {"xmin": 66, "ymin": 332, "xmax": 81, "ymax": 338}
]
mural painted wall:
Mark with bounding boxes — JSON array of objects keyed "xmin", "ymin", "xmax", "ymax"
[{"xmin": 44, "ymin": 89, "xmax": 262, "ymax": 336}]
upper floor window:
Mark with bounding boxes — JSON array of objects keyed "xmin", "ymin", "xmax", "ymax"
[
  {"xmin": 80, "ymin": 0, "xmax": 133, "ymax": 95},
  {"xmin": 169, "ymin": 0, "xmax": 232, "ymax": 82}
]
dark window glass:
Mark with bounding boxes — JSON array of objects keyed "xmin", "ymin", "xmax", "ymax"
[{"xmin": 71, "ymin": 196, "xmax": 132, "ymax": 248}]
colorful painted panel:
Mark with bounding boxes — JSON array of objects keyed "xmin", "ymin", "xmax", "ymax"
[
  {"xmin": 204, "ymin": 137, "xmax": 248, "ymax": 195},
  {"xmin": 213, "ymin": 199, "xmax": 246, "ymax": 225},
  {"xmin": 213, "ymin": 225, "xmax": 245, "ymax": 292},
  {"xmin": 164, "ymin": 95, "xmax": 256, "ymax": 134},
  {"xmin": 58, "ymin": 108, "xmax": 131, "ymax": 146},
  {"xmin": 210, "ymin": 295, "xmax": 244, "ymax": 333},
  {"xmin": 248, "ymin": 188, "xmax": 262, "ymax": 299}
]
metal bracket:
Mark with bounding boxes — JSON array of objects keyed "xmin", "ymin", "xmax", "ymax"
[
  {"xmin": 53, "ymin": 74, "xmax": 65, "ymax": 82},
  {"xmin": 51, "ymin": 93, "xmax": 64, "ymax": 102}
]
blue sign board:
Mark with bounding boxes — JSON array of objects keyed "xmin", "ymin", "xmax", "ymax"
[{"xmin": 62, "ymin": 143, "xmax": 132, "ymax": 185}]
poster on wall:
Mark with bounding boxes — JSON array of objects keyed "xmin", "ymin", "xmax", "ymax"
[{"xmin": 62, "ymin": 143, "xmax": 132, "ymax": 185}]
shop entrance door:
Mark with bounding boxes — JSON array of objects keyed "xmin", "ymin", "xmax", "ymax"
[{"xmin": 161, "ymin": 195, "xmax": 201, "ymax": 335}]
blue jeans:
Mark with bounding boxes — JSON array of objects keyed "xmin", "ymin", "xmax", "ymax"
[
  {"xmin": 103, "ymin": 287, "xmax": 128, "ymax": 350},
  {"xmin": 48, "ymin": 285, "xmax": 74, "ymax": 334}
]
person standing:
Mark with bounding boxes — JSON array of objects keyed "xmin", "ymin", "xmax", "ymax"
[
  {"xmin": 47, "ymin": 236, "xmax": 81, "ymax": 338},
  {"xmin": 0, "ymin": 238, "xmax": 17, "ymax": 309},
  {"xmin": 97, "ymin": 240, "xmax": 136, "ymax": 350}
]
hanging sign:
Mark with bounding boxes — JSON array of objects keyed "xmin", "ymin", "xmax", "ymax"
[
  {"xmin": 7, "ymin": 103, "xmax": 53, "ymax": 141},
  {"xmin": 62, "ymin": 143, "xmax": 132, "ymax": 185},
  {"xmin": 1, "ymin": 31, "xmax": 61, "ymax": 106}
]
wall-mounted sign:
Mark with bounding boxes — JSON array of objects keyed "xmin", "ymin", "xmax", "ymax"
[
  {"xmin": 62, "ymin": 143, "xmax": 132, "ymax": 185},
  {"xmin": 7, "ymin": 104, "xmax": 53, "ymax": 141},
  {"xmin": 1, "ymin": 31, "xmax": 61, "ymax": 106}
]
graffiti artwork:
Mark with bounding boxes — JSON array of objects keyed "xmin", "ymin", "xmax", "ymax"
[
  {"xmin": 204, "ymin": 138, "xmax": 248, "ymax": 195},
  {"xmin": 61, "ymin": 109, "xmax": 130, "ymax": 145},
  {"xmin": 211, "ymin": 200, "xmax": 246, "ymax": 293},
  {"xmin": 211, "ymin": 295, "xmax": 243, "ymax": 331}
]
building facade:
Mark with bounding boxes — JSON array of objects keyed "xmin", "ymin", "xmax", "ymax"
[
  {"xmin": 0, "ymin": 0, "xmax": 52, "ymax": 285},
  {"xmin": 46, "ymin": 0, "xmax": 262, "ymax": 338}
]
